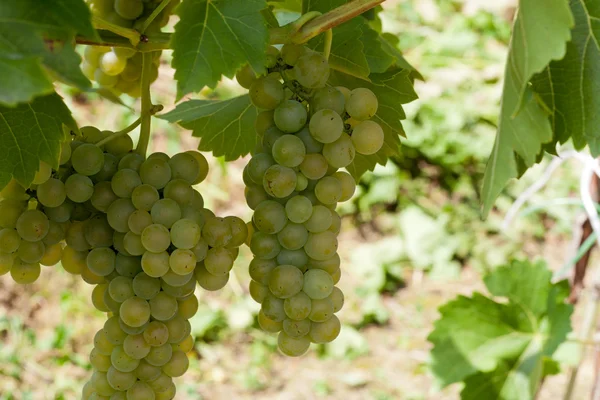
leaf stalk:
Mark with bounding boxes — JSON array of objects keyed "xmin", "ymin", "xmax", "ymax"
[
  {"xmin": 140, "ymin": 0, "xmax": 173, "ymax": 34},
  {"xmin": 135, "ymin": 52, "xmax": 155, "ymax": 157},
  {"xmin": 91, "ymin": 15, "xmax": 140, "ymax": 46}
]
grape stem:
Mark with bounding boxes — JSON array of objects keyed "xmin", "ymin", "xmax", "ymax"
[
  {"xmin": 323, "ymin": 29, "xmax": 333, "ymax": 60},
  {"xmin": 96, "ymin": 118, "xmax": 141, "ymax": 147},
  {"xmin": 139, "ymin": 0, "xmax": 173, "ymax": 34},
  {"xmin": 91, "ymin": 15, "xmax": 141, "ymax": 46},
  {"xmin": 135, "ymin": 52, "xmax": 155, "ymax": 157},
  {"xmin": 75, "ymin": 31, "xmax": 171, "ymax": 51}
]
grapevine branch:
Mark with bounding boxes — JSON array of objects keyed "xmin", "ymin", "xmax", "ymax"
[
  {"xmin": 140, "ymin": 0, "xmax": 172, "ymax": 33},
  {"xmin": 135, "ymin": 52, "xmax": 155, "ymax": 157}
]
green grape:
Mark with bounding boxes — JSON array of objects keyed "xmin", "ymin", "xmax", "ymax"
[
  {"xmin": 304, "ymin": 231, "xmax": 338, "ymax": 261},
  {"xmin": 16, "ymin": 210, "xmax": 49, "ymax": 241},
  {"xmin": 87, "ymin": 247, "xmax": 116, "ymax": 276},
  {"xmin": 173, "ymin": 334, "xmax": 194, "ymax": 353},
  {"xmin": 245, "ymin": 185, "xmax": 269, "ymax": 210},
  {"xmin": 304, "ymin": 205, "xmax": 332, "ymax": 233},
  {"xmin": 281, "ymin": 43, "xmax": 308, "ymax": 66},
  {"xmin": 263, "ymin": 165, "xmax": 297, "ymax": 198},
  {"xmin": 332, "ymin": 171, "xmax": 355, "ymax": 201},
  {"xmin": 81, "ymin": 263, "xmax": 106, "ymax": 285},
  {"xmin": 126, "ymin": 381, "xmax": 155, "ymax": 400},
  {"xmin": 272, "ymin": 135, "xmax": 306, "ymax": 168},
  {"xmin": 177, "ymin": 295, "xmax": 199, "ymax": 319},
  {"xmin": 169, "ymin": 218, "xmax": 200, "ymax": 249},
  {"xmin": 249, "ymin": 258, "xmax": 276, "ymax": 285},
  {"xmin": 111, "ymin": 169, "xmax": 142, "ymax": 198},
  {"xmin": 131, "ymin": 184, "xmax": 160, "ymax": 211},
  {"xmin": 115, "ymin": 253, "xmax": 142, "ymax": 278},
  {"xmin": 114, "ymin": 0, "xmax": 144, "ymax": 19},
  {"xmin": 299, "ymin": 153, "xmax": 328, "ymax": 180},
  {"xmin": 112, "ymin": 47, "xmax": 136, "ymax": 59},
  {"xmin": 148, "ymin": 372, "xmax": 173, "ymax": 393},
  {"xmin": 330, "ymin": 266, "xmax": 341, "ymax": 284},
  {"xmin": 0, "ymin": 199, "xmax": 27, "ymax": 228},
  {"xmin": 123, "ymin": 334, "xmax": 151, "ymax": 360},
  {"xmin": 249, "ymin": 77, "xmax": 285, "ymax": 110},
  {"xmin": 165, "ymin": 315, "xmax": 190, "ymax": 343},
  {"xmin": 66, "ymin": 220, "xmax": 91, "ymax": 251},
  {"xmin": 247, "ymin": 153, "xmax": 275, "ymax": 184},
  {"xmin": 254, "ymin": 110, "xmax": 276, "ymax": 137},
  {"xmin": 36, "ymin": 178, "xmax": 65, "ymax": 208},
  {"xmin": 155, "ymin": 384, "xmax": 176, "ymax": 400},
  {"xmin": 119, "ymin": 153, "xmax": 145, "ymax": 172},
  {"xmin": 92, "ymin": 284, "xmax": 110, "ymax": 312},
  {"xmin": 284, "ymin": 291, "xmax": 312, "ymax": 320},
  {"xmin": 328, "ymin": 210, "xmax": 342, "ymax": 234},
  {"xmin": 162, "ymin": 350, "xmax": 189, "ymax": 377},
  {"xmin": 119, "ymin": 319, "xmax": 148, "ymax": 336},
  {"xmin": 145, "ymin": 343, "xmax": 173, "ymax": 367},
  {"xmin": 0, "ymin": 253, "xmax": 12, "ymax": 275},
  {"xmin": 132, "ymin": 272, "xmax": 161, "ymax": 300},
  {"xmin": 134, "ymin": 359, "xmax": 162, "ymax": 381},
  {"xmin": 235, "ymin": 64, "xmax": 257, "ymax": 89},
  {"xmin": 104, "ymin": 289, "xmax": 122, "ymax": 314},
  {"xmin": 90, "ymin": 348, "xmax": 112, "ymax": 372},
  {"xmin": 309, "ymin": 109, "xmax": 343, "ymax": 144},
  {"xmin": 104, "ymin": 316, "xmax": 128, "ymax": 345},
  {"xmin": 143, "ymin": 321, "xmax": 169, "ymax": 347},
  {"xmin": 264, "ymin": 45, "xmax": 280, "ymax": 68},
  {"xmin": 127, "ymin": 210, "xmax": 153, "ymax": 235},
  {"xmin": 346, "ymin": 88, "xmax": 378, "ymax": 120},
  {"xmin": 283, "ymin": 318, "xmax": 311, "ymax": 339},
  {"xmin": 95, "ymin": 329, "xmax": 116, "ymax": 356},
  {"xmin": 141, "ymin": 251, "xmax": 170, "ymax": 278},
  {"xmin": 277, "ymin": 332, "xmax": 310, "ymax": 357},
  {"xmin": 59, "ymin": 140, "xmax": 72, "ymax": 165},
  {"xmin": 309, "ymin": 297, "xmax": 334, "ymax": 322},
  {"xmin": 12, "ymin": 259, "xmax": 42, "ymax": 283},
  {"xmin": 141, "ymin": 224, "xmax": 171, "ymax": 253},
  {"xmin": 311, "ymin": 87, "xmax": 346, "ymax": 115},
  {"xmin": 92, "ymin": 152, "xmax": 119, "ymax": 182},
  {"xmin": 120, "ymin": 61, "xmax": 142, "ymax": 82},
  {"xmin": 261, "ymin": 294, "xmax": 286, "ymax": 321},
  {"xmin": 274, "ymin": 100, "xmax": 307, "ymax": 133},
  {"xmin": 314, "ymin": 176, "xmax": 342, "ymax": 205},
  {"xmin": 72, "ymin": 143, "xmax": 105, "ymax": 176},
  {"xmin": 40, "ymin": 242, "xmax": 63, "ymax": 266},
  {"xmin": 225, "ymin": 216, "xmax": 248, "ymax": 248},
  {"xmin": 149, "ymin": 292, "xmax": 178, "ymax": 321},
  {"xmin": 65, "ymin": 173, "xmax": 94, "ymax": 203},
  {"xmin": 90, "ymin": 181, "xmax": 118, "ymax": 213},
  {"xmin": 92, "ymin": 370, "xmax": 115, "ymax": 396},
  {"xmin": 84, "ymin": 45, "xmax": 107, "ymax": 66},
  {"xmin": 294, "ymin": 52, "xmax": 329, "ymax": 89},
  {"xmin": 190, "ymin": 237, "xmax": 208, "ymax": 261},
  {"xmin": 262, "ymin": 126, "xmax": 285, "ymax": 150},
  {"xmin": 195, "ymin": 263, "xmax": 229, "ymax": 291},
  {"xmin": 0, "ymin": 228, "xmax": 20, "ymax": 253},
  {"xmin": 285, "ymin": 195, "xmax": 313, "ymax": 224},
  {"xmin": 100, "ymin": 51, "xmax": 127, "ymax": 76},
  {"xmin": 322, "ymin": 133, "xmax": 355, "ymax": 168},
  {"xmin": 169, "ymin": 249, "xmax": 196, "ymax": 275},
  {"xmin": 162, "ymin": 273, "xmax": 196, "ymax": 298},
  {"xmin": 107, "ymin": 198, "xmax": 136, "ymax": 233},
  {"xmin": 249, "ymin": 280, "xmax": 269, "ymax": 303},
  {"xmin": 258, "ymin": 309, "xmax": 283, "ymax": 333},
  {"xmin": 43, "ymin": 220, "xmax": 67, "ymax": 245},
  {"xmin": 277, "ymin": 223, "xmax": 308, "ymax": 250},
  {"xmin": 85, "ymin": 216, "xmax": 114, "ymax": 250},
  {"xmin": 61, "ymin": 246, "xmax": 87, "ymax": 274},
  {"xmin": 80, "ymin": 126, "xmax": 105, "ymax": 144},
  {"xmin": 163, "ymin": 179, "xmax": 193, "ymax": 205},
  {"xmin": 204, "ymin": 247, "xmax": 234, "ymax": 276},
  {"xmin": 139, "ymin": 158, "xmax": 172, "ymax": 189},
  {"xmin": 185, "ymin": 151, "xmax": 209, "ymax": 184},
  {"xmin": 120, "ymin": 296, "xmax": 151, "ymax": 328},
  {"xmin": 109, "ymin": 275, "xmax": 134, "ymax": 302},
  {"xmin": 250, "ymin": 232, "xmax": 281, "ymax": 259},
  {"xmin": 150, "ymin": 199, "xmax": 181, "ymax": 229},
  {"xmin": 1, "ymin": 180, "xmax": 27, "ymax": 200},
  {"xmin": 107, "ymin": 366, "xmax": 136, "ymax": 391},
  {"xmin": 351, "ymin": 120, "xmax": 384, "ymax": 155},
  {"xmin": 309, "ymin": 314, "xmax": 340, "ymax": 343},
  {"xmin": 268, "ymin": 265, "xmax": 303, "ymax": 299},
  {"xmin": 295, "ymin": 173, "xmax": 308, "ymax": 192},
  {"xmin": 105, "ymin": 134, "xmax": 134, "ymax": 156},
  {"xmin": 168, "ymin": 153, "xmax": 200, "ymax": 184},
  {"xmin": 147, "ymin": 152, "xmax": 170, "ymax": 162},
  {"xmin": 328, "ymin": 287, "xmax": 344, "ymax": 313},
  {"xmin": 277, "ymin": 249, "xmax": 308, "ymax": 269},
  {"xmin": 302, "ymin": 269, "xmax": 334, "ymax": 300},
  {"xmin": 201, "ymin": 217, "xmax": 232, "ymax": 247}
]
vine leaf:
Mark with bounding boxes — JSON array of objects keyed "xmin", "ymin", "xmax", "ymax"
[
  {"xmin": 172, "ymin": 0, "xmax": 269, "ymax": 100},
  {"xmin": 328, "ymin": 69, "xmax": 418, "ymax": 179},
  {"xmin": 159, "ymin": 95, "xmax": 259, "ymax": 160},
  {"xmin": 481, "ymin": 0, "xmax": 574, "ymax": 217},
  {"xmin": 428, "ymin": 260, "xmax": 573, "ymax": 400},
  {"xmin": 360, "ymin": 23, "xmax": 394, "ymax": 74},
  {"xmin": 531, "ymin": 0, "xmax": 600, "ymax": 155},
  {"xmin": 379, "ymin": 33, "xmax": 423, "ymax": 80},
  {"xmin": 0, "ymin": 93, "xmax": 76, "ymax": 191}
]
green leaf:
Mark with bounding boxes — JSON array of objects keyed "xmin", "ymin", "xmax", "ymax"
[
  {"xmin": 0, "ymin": 58, "xmax": 55, "ymax": 107},
  {"xmin": 328, "ymin": 69, "xmax": 418, "ymax": 179},
  {"xmin": 46, "ymin": 0, "xmax": 98, "ymax": 39},
  {"xmin": 531, "ymin": 0, "xmax": 600, "ymax": 154},
  {"xmin": 159, "ymin": 95, "xmax": 259, "ymax": 160},
  {"xmin": 379, "ymin": 33, "xmax": 423, "ymax": 80},
  {"xmin": 172, "ymin": 0, "xmax": 269, "ymax": 99},
  {"xmin": 428, "ymin": 260, "xmax": 573, "ymax": 400},
  {"xmin": 360, "ymin": 24, "xmax": 394, "ymax": 74},
  {"xmin": 0, "ymin": 93, "xmax": 76, "ymax": 190},
  {"xmin": 481, "ymin": 0, "xmax": 574, "ymax": 217}
]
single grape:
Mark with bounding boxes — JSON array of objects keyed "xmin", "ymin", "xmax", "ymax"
[
  {"xmin": 139, "ymin": 158, "xmax": 172, "ymax": 189},
  {"xmin": 281, "ymin": 43, "xmax": 308, "ymax": 66},
  {"xmin": 65, "ymin": 174, "xmax": 94, "ymax": 203},
  {"xmin": 10, "ymin": 259, "xmax": 41, "ymax": 284},
  {"xmin": 105, "ymin": 134, "xmax": 134, "ymax": 156},
  {"xmin": 351, "ymin": 120, "xmax": 384, "ymax": 155},
  {"xmin": 309, "ymin": 297, "xmax": 334, "ymax": 322},
  {"xmin": 91, "ymin": 181, "xmax": 118, "ymax": 213},
  {"xmin": 304, "ymin": 205, "xmax": 332, "ymax": 233},
  {"xmin": 162, "ymin": 350, "xmax": 189, "ymax": 377},
  {"xmin": 168, "ymin": 153, "xmax": 200, "ymax": 184},
  {"xmin": 253, "ymin": 200, "xmax": 287, "ymax": 234},
  {"xmin": 72, "ymin": 143, "xmax": 104, "ymax": 176},
  {"xmin": 177, "ymin": 294, "xmax": 199, "ymax": 319},
  {"xmin": 268, "ymin": 265, "xmax": 304, "ymax": 299},
  {"xmin": 278, "ymin": 331, "xmax": 310, "ymax": 357},
  {"xmin": 302, "ymin": 269, "xmax": 334, "ymax": 300},
  {"xmin": 169, "ymin": 249, "xmax": 197, "ymax": 275},
  {"xmin": 346, "ymin": 88, "xmax": 378, "ymax": 120},
  {"xmin": 126, "ymin": 381, "xmax": 155, "ymax": 400},
  {"xmin": 254, "ymin": 110, "xmax": 276, "ymax": 137},
  {"xmin": 132, "ymin": 272, "xmax": 161, "ymax": 300},
  {"xmin": 263, "ymin": 165, "xmax": 297, "ymax": 198},
  {"xmin": 118, "ymin": 153, "xmax": 145, "ymax": 172},
  {"xmin": 284, "ymin": 291, "xmax": 312, "ymax": 320},
  {"xmin": 87, "ymin": 247, "xmax": 117, "ymax": 276},
  {"xmin": 304, "ymin": 231, "xmax": 338, "ymax": 261},
  {"xmin": 294, "ymin": 52, "xmax": 329, "ymax": 89},
  {"xmin": 149, "ymin": 292, "xmax": 178, "ymax": 321},
  {"xmin": 272, "ymin": 135, "xmax": 306, "ymax": 168},
  {"xmin": 90, "ymin": 348, "xmax": 111, "ymax": 372},
  {"xmin": 150, "ymin": 199, "xmax": 181, "ymax": 229},
  {"xmin": 100, "ymin": 51, "xmax": 127, "ymax": 76},
  {"xmin": 128, "ymin": 210, "xmax": 153, "ymax": 235},
  {"xmin": 309, "ymin": 314, "xmax": 341, "ymax": 343},
  {"xmin": 261, "ymin": 294, "xmax": 286, "ymax": 322},
  {"xmin": 285, "ymin": 195, "xmax": 313, "ymax": 224},
  {"xmin": 277, "ymin": 249, "xmax": 308, "ymax": 269},
  {"xmin": 314, "ymin": 176, "xmax": 342, "ymax": 205},
  {"xmin": 123, "ymin": 334, "xmax": 151, "ymax": 360},
  {"xmin": 204, "ymin": 247, "xmax": 234, "ymax": 276},
  {"xmin": 145, "ymin": 343, "xmax": 173, "ymax": 367},
  {"xmin": 322, "ymin": 133, "xmax": 356, "ymax": 168},
  {"xmin": 131, "ymin": 184, "xmax": 160, "ymax": 211},
  {"xmin": 40, "ymin": 242, "xmax": 63, "ymax": 266},
  {"xmin": 16, "ymin": 210, "xmax": 49, "ymax": 241},
  {"xmin": 250, "ymin": 232, "xmax": 281, "ymax": 259},
  {"xmin": 332, "ymin": 171, "xmax": 356, "ymax": 201},
  {"xmin": 163, "ymin": 178, "xmax": 193, "ymax": 205},
  {"xmin": 185, "ymin": 151, "xmax": 209, "ymax": 184},
  {"xmin": 114, "ymin": 0, "xmax": 144, "ymax": 19},
  {"xmin": 309, "ymin": 109, "xmax": 344, "ymax": 144},
  {"xmin": 311, "ymin": 87, "xmax": 346, "ymax": 115},
  {"xmin": 201, "ymin": 217, "xmax": 232, "ymax": 247},
  {"xmin": 107, "ymin": 366, "xmax": 136, "ymax": 391},
  {"xmin": 235, "ymin": 64, "xmax": 257, "ymax": 89},
  {"xmin": 111, "ymin": 169, "xmax": 142, "ymax": 198},
  {"xmin": 245, "ymin": 185, "xmax": 270, "ymax": 210},
  {"xmin": 249, "ymin": 280, "xmax": 269, "ymax": 303},
  {"xmin": 134, "ymin": 359, "xmax": 162, "ymax": 382},
  {"xmin": 109, "ymin": 275, "xmax": 135, "ymax": 302},
  {"xmin": 141, "ymin": 251, "xmax": 170, "ymax": 278},
  {"xmin": 120, "ymin": 296, "xmax": 151, "ymax": 328},
  {"xmin": 107, "ymin": 198, "xmax": 136, "ymax": 233},
  {"xmin": 0, "ymin": 228, "xmax": 20, "ymax": 253},
  {"xmin": 274, "ymin": 100, "xmax": 307, "ymax": 133},
  {"xmin": 258, "ymin": 309, "xmax": 283, "ymax": 333},
  {"xmin": 299, "ymin": 153, "xmax": 328, "ymax": 180},
  {"xmin": 249, "ymin": 77, "xmax": 285, "ymax": 110},
  {"xmin": 195, "ymin": 263, "xmax": 230, "ymax": 291},
  {"xmin": 277, "ymin": 222, "xmax": 309, "ymax": 251}
]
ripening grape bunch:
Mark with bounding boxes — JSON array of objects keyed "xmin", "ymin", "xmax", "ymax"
[
  {"xmin": 81, "ymin": 0, "xmax": 179, "ymax": 97},
  {"xmin": 240, "ymin": 44, "xmax": 383, "ymax": 356}
]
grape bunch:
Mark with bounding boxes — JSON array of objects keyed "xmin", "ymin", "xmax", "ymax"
[
  {"xmin": 81, "ymin": 0, "xmax": 179, "ymax": 97},
  {"xmin": 240, "ymin": 45, "xmax": 383, "ymax": 356}
]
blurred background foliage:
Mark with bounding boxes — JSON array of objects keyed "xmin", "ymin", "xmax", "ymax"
[{"xmin": 0, "ymin": 1, "xmax": 588, "ymax": 399}]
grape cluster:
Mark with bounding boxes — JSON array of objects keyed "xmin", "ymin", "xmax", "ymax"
[
  {"xmin": 0, "ymin": 126, "xmax": 247, "ymax": 399},
  {"xmin": 81, "ymin": 0, "xmax": 179, "ymax": 97},
  {"xmin": 240, "ymin": 45, "xmax": 383, "ymax": 356}
]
